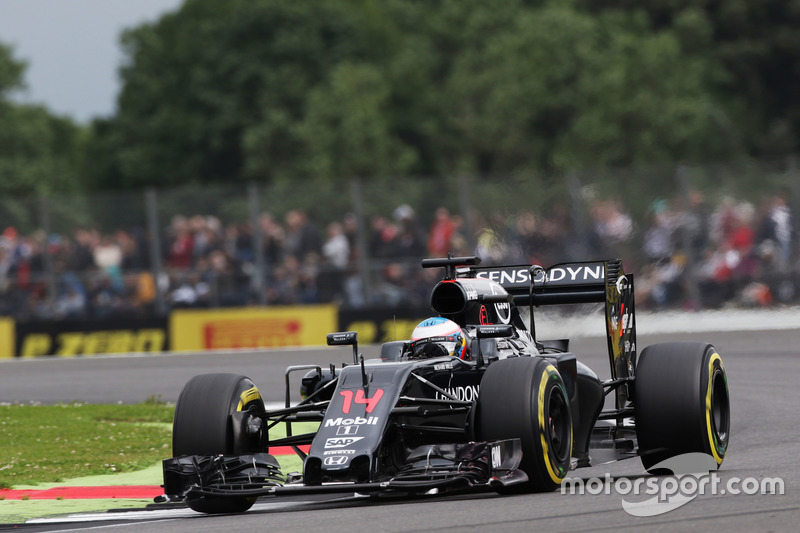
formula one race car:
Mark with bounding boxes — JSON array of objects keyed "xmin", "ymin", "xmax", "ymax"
[{"xmin": 159, "ymin": 256, "xmax": 730, "ymax": 513}]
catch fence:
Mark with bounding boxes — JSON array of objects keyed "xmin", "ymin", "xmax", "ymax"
[{"xmin": 1, "ymin": 158, "xmax": 798, "ymax": 321}]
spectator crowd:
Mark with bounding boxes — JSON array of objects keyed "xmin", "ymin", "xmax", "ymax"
[{"xmin": 0, "ymin": 189, "xmax": 797, "ymax": 322}]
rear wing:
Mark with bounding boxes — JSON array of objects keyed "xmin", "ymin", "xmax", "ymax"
[
  {"xmin": 471, "ymin": 260, "xmax": 636, "ymax": 407},
  {"xmin": 471, "ymin": 261, "xmax": 608, "ymax": 305}
]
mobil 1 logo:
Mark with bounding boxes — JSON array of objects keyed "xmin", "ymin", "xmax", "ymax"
[
  {"xmin": 336, "ymin": 425, "xmax": 359, "ymax": 436},
  {"xmin": 324, "ymin": 416, "xmax": 379, "ymax": 427}
]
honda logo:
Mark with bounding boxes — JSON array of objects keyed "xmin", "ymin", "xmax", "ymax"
[{"xmin": 323, "ymin": 456, "xmax": 349, "ymax": 466}]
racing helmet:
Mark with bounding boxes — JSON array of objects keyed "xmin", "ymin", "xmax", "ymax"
[{"xmin": 410, "ymin": 317, "xmax": 468, "ymax": 359}]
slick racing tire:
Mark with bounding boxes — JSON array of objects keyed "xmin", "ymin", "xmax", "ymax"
[
  {"xmin": 634, "ymin": 342, "xmax": 730, "ymax": 472},
  {"xmin": 477, "ymin": 357, "xmax": 572, "ymax": 493},
  {"xmin": 173, "ymin": 373, "xmax": 266, "ymax": 514}
]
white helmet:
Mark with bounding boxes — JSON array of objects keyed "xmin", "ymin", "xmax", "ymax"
[{"xmin": 410, "ymin": 317, "xmax": 468, "ymax": 359}]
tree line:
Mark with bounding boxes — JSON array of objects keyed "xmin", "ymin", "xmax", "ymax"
[{"xmin": 2, "ymin": 0, "xmax": 799, "ymax": 195}]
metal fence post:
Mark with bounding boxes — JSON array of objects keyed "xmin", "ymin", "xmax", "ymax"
[
  {"xmin": 676, "ymin": 164, "xmax": 703, "ymax": 308},
  {"xmin": 788, "ymin": 156, "xmax": 800, "ymax": 248},
  {"xmin": 249, "ymin": 183, "xmax": 266, "ymax": 306},
  {"xmin": 145, "ymin": 188, "xmax": 167, "ymax": 316},
  {"xmin": 38, "ymin": 193, "xmax": 57, "ymax": 306},
  {"xmin": 568, "ymin": 173, "xmax": 589, "ymax": 259},
  {"xmin": 458, "ymin": 175, "xmax": 476, "ymax": 252},
  {"xmin": 350, "ymin": 179, "xmax": 370, "ymax": 305}
]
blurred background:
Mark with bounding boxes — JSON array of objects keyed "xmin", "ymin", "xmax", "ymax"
[{"xmin": 0, "ymin": 0, "xmax": 798, "ymax": 355}]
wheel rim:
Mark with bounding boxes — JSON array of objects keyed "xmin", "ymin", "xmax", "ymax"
[
  {"xmin": 547, "ymin": 386, "xmax": 571, "ymax": 464},
  {"xmin": 710, "ymin": 368, "xmax": 730, "ymax": 444}
]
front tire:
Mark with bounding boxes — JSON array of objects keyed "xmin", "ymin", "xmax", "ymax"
[
  {"xmin": 477, "ymin": 357, "xmax": 572, "ymax": 492},
  {"xmin": 634, "ymin": 342, "xmax": 730, "ymax": 472},
  {"xmin": 173, "ymin": 373, "xmax": 265, "ymax": 513}
]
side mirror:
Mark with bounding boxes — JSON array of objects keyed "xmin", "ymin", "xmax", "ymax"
[
  {"xmin": 327, "ymin": 331, "xmax": 358, "ymax": 346},
  {"xmin": 327, "ymin": 331, "xmax": 359, "ymax": 365},
  {"xmin": 476, "ymin": 324, "xmax": 514, "ymax": 339},
  {"xmin": 474, "ymin": 324, "xmax": 514, "ymax": 368}
]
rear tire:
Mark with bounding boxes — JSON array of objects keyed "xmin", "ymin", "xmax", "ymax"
[
  {"xmin": 634, "ymin": 342, "xmax": 730, "ymax": 472},
  {"xmin": 477, "ymin": 357, "xmax": 572, "ymax": 492},
  {"xmin": 173, "ymin": 373, "xmax": 265, "ymax": 513}
]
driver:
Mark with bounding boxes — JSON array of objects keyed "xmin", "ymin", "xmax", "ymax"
[{"xmin": 409, "ymin": 317, "xmax": 470, "ymax": 360}]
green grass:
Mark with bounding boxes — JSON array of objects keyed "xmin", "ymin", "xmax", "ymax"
[
  {"xmin": 0, "ymin": 401, "xmax": 175, "ymax": 489},
  {"xmin": 0, "ymin": 401, "xmax": 314, "ymax": 490}
]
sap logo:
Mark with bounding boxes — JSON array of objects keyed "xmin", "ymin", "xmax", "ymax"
[
  {"xmin": 491, "ymin": 444, "xmax": 502, "ymax": 469},
  {"xmin": 336, "ymin": 425, "xmax": 359, "ymax": 436},
  {"xmin": 435, "ymin": 385, "xmax": 480, "ymax": 402},
  {"xmin": 324, "ymin": 450, "xmax": 356, "ymax": 455},
  {"xmin": 324, "ymin": 417, "xmax": 380, "ymax": 427},
  {"xmin": 325, "ymin": 437, "xmax": 364, "ymax": 448},
  {"xmin": 323, "ymin": 456, "xmax": 349, "ymax": 466}
]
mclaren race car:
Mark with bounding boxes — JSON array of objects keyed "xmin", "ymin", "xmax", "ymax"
[{"xmin": 159, "ymin": 256, "xmax": 730, "ymax": 513}]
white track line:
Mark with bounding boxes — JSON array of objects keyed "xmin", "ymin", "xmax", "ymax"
[{"xmin": 26, "ymin": 499, "xmax": 315, "ymax": 524}]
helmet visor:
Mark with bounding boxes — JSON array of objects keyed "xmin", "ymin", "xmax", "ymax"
[{"xmin": 411, "ymin": 336, "xmax": 458, "ymax": 358}]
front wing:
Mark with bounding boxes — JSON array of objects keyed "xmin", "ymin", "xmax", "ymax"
[{"xmin": 159, "ymin": 439, "xmax": 525, "ymax": 502}]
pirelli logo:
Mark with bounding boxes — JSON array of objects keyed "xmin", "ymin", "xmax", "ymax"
[
  {"xmin": 171, "ymin": 305, "xmax": 337, "ymax": 351},
  {"xmin": 203, "ymin": 319, "xmax": 302, "ymax": 349},
  {"xmin": 19, "ymin": 329, "xmax": 166, "ymax": 357}
]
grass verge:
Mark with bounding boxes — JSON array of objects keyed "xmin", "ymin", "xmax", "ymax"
[
  {"xmin": 0, "ymin": 400, "xmax": 174, "ymax": 489},
  {"xmin": 1, "ymin": 401, "xmax": 313, "ymax": 490},
  {"xmin": 0, "ymin": 401, "xmax": 315, "ymax": 524}
]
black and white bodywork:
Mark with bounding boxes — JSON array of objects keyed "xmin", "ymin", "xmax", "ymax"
[{"xmin": 160, "ymin": 256, "xmax": 730, "ymax": 514}]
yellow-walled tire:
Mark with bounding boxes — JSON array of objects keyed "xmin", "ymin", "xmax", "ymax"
[
  {"xmin": 634, "ymin": 342, "xmax": 730, "ymax": 472},
  {"xmin": 173, "ymin": 373, "xmax": 265, "ymax": 513},
  {"xmin": 477, "ymin": 357, "xmax": 572, "ymax": 493}
]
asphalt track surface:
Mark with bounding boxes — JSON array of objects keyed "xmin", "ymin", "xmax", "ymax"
[{"xmin": 2, "ymin": 325, "xmax": 799, "ymax": 532}]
